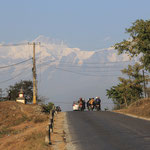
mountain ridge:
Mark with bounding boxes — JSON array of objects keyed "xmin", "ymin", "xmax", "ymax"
[{"xmin": 0, "ymin": 36, "xmax": 133, "ymax": 111}]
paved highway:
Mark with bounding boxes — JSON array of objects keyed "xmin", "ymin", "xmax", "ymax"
[{"xmin": 66, "ymin": 111, "xmax": 150, "ymax": 150}]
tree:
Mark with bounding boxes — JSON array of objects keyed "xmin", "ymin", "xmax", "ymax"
[
  {"xmin": 41, "ymin": 102, "xmax": 54, "ymax": 113},
  {"xmin": 7, "ymin": 80, "xmax": 33, "ymax": 103},
  {"xmin": 0, "ymin": 88, "xmax": 2, "ymax": 98},
  {"xmin": 106, "ymin": 63, "xmax": 149, "ymax": 108},
  {"xmin": 106, "ymin": 85, "xmax": 124, "ymax": 109},
  {"xmin": 37, "ymin": 96, "xmax": 49, "ymax": 104},
  {"xmin": 114, "ymin": 19, "xmax": 150, "ymax": 71},
  {"xmin": 145, "ymin": 87, "xmax": 150, "ymax": 98}
]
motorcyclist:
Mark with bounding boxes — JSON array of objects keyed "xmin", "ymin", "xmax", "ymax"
[
  {"xmin": 82, "ymin": 98, "xmax": 86, "ymax": 111},
  {"xmin": 87, "ymin": 98, "xmax": 90, "ymax": 111},
  {"xmin": 88, "ymin": 98, "xmax": 95, "ymax": 111},
  {"xmin": 95, "ymin": 97, "xmax": 101, "ymax": 111},
  {"xmin": 78, "ymin": 98, "xmax": 83, "ymax": 111}
]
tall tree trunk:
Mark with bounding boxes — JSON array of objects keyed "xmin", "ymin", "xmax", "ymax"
[{"xmin": 123, "ymin": 95, "xmax": 128, "ymax": 107}]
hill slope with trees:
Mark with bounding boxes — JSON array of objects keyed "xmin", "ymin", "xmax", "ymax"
[{"xmin": 107, "ymin": 19, "xmax": 150, "ymax": 111}]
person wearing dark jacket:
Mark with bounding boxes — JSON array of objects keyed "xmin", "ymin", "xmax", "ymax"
[{"xmin": 95, "ymin": 97, "xmax": 101, "ymax": 111}]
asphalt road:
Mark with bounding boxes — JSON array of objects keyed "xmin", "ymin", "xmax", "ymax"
[{"xmin": 66, "ymin": 111, "xmax": 150, "ymax": 150}]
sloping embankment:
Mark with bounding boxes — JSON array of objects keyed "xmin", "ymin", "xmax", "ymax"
[{"xmin": 115, "ymin": 98, "xmax": 150, "ymax": 120}]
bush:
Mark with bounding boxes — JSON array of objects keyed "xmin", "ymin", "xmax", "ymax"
[
  {"xmin": 34, "ymin": 116, "xmax": 47, "ymax": 123},
  {"xmin": 41, "ymin": 102, "xmax": 54, "ymax": 113}
]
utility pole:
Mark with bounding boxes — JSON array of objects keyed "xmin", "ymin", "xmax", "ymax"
[
  {"xmin": 143, "ymin": 70, "xmax": 146, "ymax": 98},
  {"xmin": 33, "ymin": 42, "xmax": 37, "ymax": 104},
  {"xmin": 28, "ymin": 42, "xmax": 40, "ymax": 104}
]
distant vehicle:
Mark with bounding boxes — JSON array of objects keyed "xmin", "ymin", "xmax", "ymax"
[{"xmin": 73, "ymin": 101, "xmax": 79, "ymax": 111}]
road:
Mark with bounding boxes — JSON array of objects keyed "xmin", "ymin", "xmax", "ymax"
[{"xmin": 66, "ymin": 111, "xmax": 150, "ymax": 150}]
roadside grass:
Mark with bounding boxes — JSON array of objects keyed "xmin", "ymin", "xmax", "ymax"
[
  {"xmin": 33, "ymin": 115, "xmax": 48, "ymax": 123},
  {"xmin": 0, "ymin": 101, "xmax": 51, "ymax": 150},
  {"xmin": 21, "ymin": 131, "xmax": 50, "ymax": 150},
  {"xmin": 116, "ymin": 98, "xmax": 150, "ymax": 118},
  {"xmin": 11, "ymin": 115, "xmax": 29, "ymax": 126},
  {"xmin": 0, "ymin": 127, "xmax": 14, "ymax": 138}
]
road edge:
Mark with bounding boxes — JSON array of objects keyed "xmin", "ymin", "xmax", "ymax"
[
  {"xmin": 64, "ymin": 112, "xmax": 77, "ymax": 150},
  {"xmin": 113, "ymin": 111, "xmax": 150, "ymax": 121}
]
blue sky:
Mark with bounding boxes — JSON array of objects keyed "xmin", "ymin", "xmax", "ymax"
[{"xmin": 0, "ymin": 0, "xmax": 150, "ymax": 50}]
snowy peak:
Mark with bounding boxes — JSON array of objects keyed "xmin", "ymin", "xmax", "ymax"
[
  {"xmin": 0, "ymin": 35, "xmax": 131, "ymax": 67},
  {"xmin": 34, "ymin": 35, "xmax": 64, "ymax": 45}
]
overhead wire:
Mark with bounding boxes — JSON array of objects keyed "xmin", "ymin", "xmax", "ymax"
[
  {"xmin": 34, "ymin": 59, "xmax": 126, "ymax": 77},
  {"xmin": 0, "ymin": 58, "xmax": 32, "ymax": 69},
  {"xmin": 57, "ymin": 65, "xmax": 127, "ymax": 69},
  {"xmin": 0, "ymin": 43, "xmax": 28, "ymax": 47},
  {"xmin": 0, "ymin": 43, "xmax": 138, "ymax": 83},
  {"xmin": 37, "ymin": 56, "xmax": 134, "ymax": 65},
  {"xmin": 40, "ymin": 44, "xmax": 135, "ymax": 66},
  {"xmin": 0, "ymin": 64, "xmax": 32, "ymax": 84},
  {"xmin": 54, "ymin": 67, "xmax": 122, "ymax": 77},
  {"xmin": 0, "ymin": 60, "xmax": 32, "ymax": 74},
  {"xmin": 36, "ymin": 60, "xmax": 127, "ymax": 77},
  {"xmin": 54, "ymin": 60, "xmax": 134, "ymax": 65},
  {"xmin": 0, "ymin": 72, "xmax": 25, "ymax": 84},
  {"xmin": 36, "ymin": 59, "xmax": 133, "ymax": 69}
]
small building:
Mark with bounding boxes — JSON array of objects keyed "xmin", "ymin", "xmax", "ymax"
[{"xmin": 16, "ymin": 88, "xmax": 26, "ymax": 104}]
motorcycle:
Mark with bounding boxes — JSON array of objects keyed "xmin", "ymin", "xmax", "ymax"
[
  {"xmin": 88, "ymin": 104, "xmax": 94, "ymax": 111},
  {"xmin": 79, "ymin": 103, "xmax": 83, "ymax": 111},
  {"xmin": 95, "ymin": 104, "xmax": 101, "ymax": 111}
]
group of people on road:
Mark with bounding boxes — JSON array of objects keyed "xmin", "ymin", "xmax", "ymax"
[{"xmin": 78, "ymin": 97, "xmax": 101, "ymax": 111}]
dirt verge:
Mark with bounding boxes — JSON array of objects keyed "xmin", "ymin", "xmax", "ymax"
[
  {"xmin": 51, "ymin": 112, "xmax": 66, "ymax": 150},
  {"xmin": 114, "ymin": 98, "xmax": 150, "ymax": 121}
]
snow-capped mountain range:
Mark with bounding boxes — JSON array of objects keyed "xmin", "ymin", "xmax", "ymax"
[{"xmin": 0, "ymin": 35, "xmax": 134, "ymax": 111}]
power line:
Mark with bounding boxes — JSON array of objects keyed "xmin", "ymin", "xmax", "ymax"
[
  {"xmin": 0, "ymin": 65, "xmax": 32, "ymax": 84},
  {"xmin": 36, "ymin": 61, "xmax": 123, "ymax": 77},
  {"xmin": 40, "ymin": 44, "xmax": 135, "ymax": 64},
  {"xmin": 0, "ymin": 58, "xmax": 32, "ymax": 69},
  {"xmin": 0, "ymin": 43, "xmax": 28, "ymax": 47},
  {"xmin": 38, "ymin": 63, "xmax": 127, "ymax": 72},
  {"xmin": 68, "ymin": 69, "xmax": 122, "ymax": 73},
  {"xmin": 0, "ymin": 72, "xmax": 25, "ymax": 84},
  {"xmin": 58, "ymin": 65, "xmax": 126, "ymax": 69},
  {"xmin": 57, "ymin": 60, "xmax": 134, "ymax": 65},
  {"xmin": 54, "ymin": 67, "xmax": 121, "ymax": 77},
  {"xmin": 37, "ymin": 60, "xmax": 132, "ymax": 70},
  {"xmin": 0, "ymin": 61, "xmax": 32, "ymax": 74},
  {"xmin": 38, "ymin": 57, "xmax": 134, "ymax": 65}
]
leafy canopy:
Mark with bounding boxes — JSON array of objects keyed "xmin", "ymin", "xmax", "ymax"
[
  {"xmin": 114, "ymin": 19, "xmax": 150, "ymax": 71},
  {"xmin": 41, "ymin": 102, "xmax": 54, "ymax": 113},
  {"xmin": 7, "ymin": 80, "xmax": 33, "ymax": 102},
  {"xmin": 106, "ymin": 63, "xmax": 149, "ymax": 108}
]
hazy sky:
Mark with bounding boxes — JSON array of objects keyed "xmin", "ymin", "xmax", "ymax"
[{"xmin": 0, "ymin": 0, "xmax": 150, "ymax": 50}]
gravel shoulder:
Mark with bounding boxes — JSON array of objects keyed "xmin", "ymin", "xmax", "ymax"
[
  {"xmin": 51, "ymin": 112, "xmax": 77, "ymax": 150},
  {"xmin": 113, "ymin": 110, "xmax": 150, "ymax": 121}
]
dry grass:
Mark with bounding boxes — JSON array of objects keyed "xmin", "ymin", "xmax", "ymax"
[
  {"xmin": 0, "ymin": 101, "xmax": 51, "ymax": 150},
  {"xmin": 0, "ymin": 101, "xmax": 66, "ymax": 150},
  {"xmin": 116, "ymin": 98, "xmax": 150, "ymax": 118}
]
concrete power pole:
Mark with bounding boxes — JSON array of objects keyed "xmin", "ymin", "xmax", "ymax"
[
  {"xmin": 33, "ymin": 42, "xmax": 37, "ymax": 104},
  {"xmin": 28, "ymin": 42, "xmax": 40, "ymax": 104}
]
